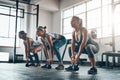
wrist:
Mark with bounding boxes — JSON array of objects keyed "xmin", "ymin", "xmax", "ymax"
[{"xmin": 71, "ymin": 55, "xmax": 75, "ymax": 58}]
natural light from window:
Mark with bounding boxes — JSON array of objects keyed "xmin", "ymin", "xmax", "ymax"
[{"xmin": 62, "ymin": 0, "xmax": 120, "ymax": 39}]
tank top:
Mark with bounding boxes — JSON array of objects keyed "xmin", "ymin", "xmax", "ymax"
[
  {"xmin": 74, "ymin": 31, "xmax": 99, "ymax": 52},
  {"xmin": 24, "ymin": 38, "xmax": 41, "ymax": 51},
  {"xmin": 74, "ymin": 31, "xmax": 91, "ymax": 46},
  {"xmin": 41, "ymin": 32, "xmax": 62, "ymax": 46}
]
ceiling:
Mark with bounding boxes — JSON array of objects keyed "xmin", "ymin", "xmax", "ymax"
[{"xmin": 0, "ymin": 0, "xmax": 60, "ymax": 12}]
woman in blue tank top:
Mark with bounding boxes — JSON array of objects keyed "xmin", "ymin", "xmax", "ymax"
[
  {"xmin": 65, "ymin": 16, "xmax": 99, "ymax": 74},
  {"xmin": 36, "ymin": 26, "xmax": 66, "ymax": 70}
]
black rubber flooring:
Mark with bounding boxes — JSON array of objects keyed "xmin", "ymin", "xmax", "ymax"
[{"xmin": 0, "ymin": 63, "xmax": 120, "ymax": 80}]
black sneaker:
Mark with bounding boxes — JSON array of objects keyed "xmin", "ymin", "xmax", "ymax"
[
  {"xmin": 41, "ymin": 64, "xmax": 48, "ymax": 68},
  {"xmin": 73, "ymin": 64, "xmax": 79, "ymax": 71},
  {"xmin": 65, "ymin": 65, "xmax": 73, "ymax": 71},
  {"xmin": 88, "ymin": 67, "xmax": 97, "ymax": 74},
  {"xmin": 41, "ymin": 64, "xmax": 52, "ymax": 69},
  {"xmin": 35, "ymin": 63, "xmax": 41, "ymax": 67},
  {"xmin": 29, "ymin": 63, "xmax": 35, "ymax": 66},
  {"xmin": 25, "ymin": 63, "xmax": 29, "ymax": 67},
  {"xmin": 55, "ymin": 65, "xmax": 64, "ymax": 70},
  {"xmin": 47, "ymin": 64, "xmax": 52, "ymax": 69}
]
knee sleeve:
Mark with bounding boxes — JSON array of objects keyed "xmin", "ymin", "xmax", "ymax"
[{"xmin": 85, "ymin": 45, "xmax": 95, "ymax": 58}]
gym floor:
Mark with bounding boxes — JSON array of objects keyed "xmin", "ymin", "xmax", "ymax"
[{"xmin": 0, "ymin": 63, "xmax": 120, "ymax": 80}]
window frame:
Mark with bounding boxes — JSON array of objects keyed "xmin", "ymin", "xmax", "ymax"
[
  {"xmin": 62, "ymin": 0, "xmax": 120, "ymax": 39},
  {"xmin": 0, "ymin": 5, "xmax": 23, "ymax": 47}
]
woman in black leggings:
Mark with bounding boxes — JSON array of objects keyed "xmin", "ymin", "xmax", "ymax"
[
  {"xmin": 65, "ymin": 16, "xmax": 99, "ymax": 74},
  {"xmin": 19, "ymin": 31, "xmax": 42, "ymax": 67}
]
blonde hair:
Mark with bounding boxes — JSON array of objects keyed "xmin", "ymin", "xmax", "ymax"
[{"xmin": 72, "ymin": 16, "xmax": 83, "ymax": 27}]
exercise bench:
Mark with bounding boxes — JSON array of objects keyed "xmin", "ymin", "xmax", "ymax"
[{"xmin": 101, "ymin": 51, "xmax": 120, "ymax": 67}]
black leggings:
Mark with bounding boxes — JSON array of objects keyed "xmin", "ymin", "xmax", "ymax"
[
  {"xmin": 29, "ymin": 53, "xmax": 39, "ymax": 64},
  {"xmin": 68, "ymin": 44, "xmax": 99, "ymax": 58}
]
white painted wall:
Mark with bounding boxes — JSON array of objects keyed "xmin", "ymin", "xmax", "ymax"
[
  {"xmin": 52, "ymin": 11, "xmax": 61, "ymax": 34},
  {"xmin": 39, "ymin": 9, "xmax": 53, "ymax": 32},
  {"xmin": 60, "ymin": 0, "xmax": 87, "ymax": 9}
]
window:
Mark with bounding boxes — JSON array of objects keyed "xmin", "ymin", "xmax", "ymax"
[
  {"xmin": 63, "ymin": 17, "xmax": 73, "ymax": 34},
  {"xmin": 62, "ymin": 8, "xmax": 73, "ymax": 39},
  {"xmin": 114, "ymin": 0, "xmax": 120, "ymax": 2},
  {"xmin": 63, "ymin": 8, "xmax": 73, "ymax": 18},
  {"xmin": 87, "ymin": 0, "xmax": 101, "ymax": 11},
  {"xmin": 87, "ymin": 9, "xmax": 101, "ymax": 29},
  {"xmin": 87, "ymin": 8, "xmax": 101, "ymax": 38},
  {"xmin": 114, "ymin": 5, "xmax": 120, "ymax": 35},
  {"xmin": 62, "ymin": 0, "xmax": 120, "ymax": 39},
  {"xmin": 102, "ymin": 0, "xmax": 112, "ymax": 6},
  {"xmin": 0, "ymin": 5, "xmax": 22, "ymax": 47},
  {"xmin": 76, "ymin": 13, "xmax": 86, "ymax": 27},
  {"xmin": 0, "ymin": 6, "xmax": 9, "ymax": 14},
  {"xmin": 102, "ymin": 5, "xmax": 112, "ymax": 37},
  {"xmin": 0, "ymin": 15, "xmax": 9, "ymax": 37},
  {"xmin": 74, "ymin": 4, "xmax": 86, "ymax": 15}
]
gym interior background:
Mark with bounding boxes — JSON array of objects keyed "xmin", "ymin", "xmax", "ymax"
[{"xmin": 0, "ymin": 0, "xmax": 120, "ymax": 80}]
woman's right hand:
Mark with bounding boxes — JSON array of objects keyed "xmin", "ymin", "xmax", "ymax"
[{"xmin": 71, "ymin": 57, "xmax": 75, "ymax": 64}]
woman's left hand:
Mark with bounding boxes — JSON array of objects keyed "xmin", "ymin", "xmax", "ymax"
[
  {"xmin": 47, "ymin": 58, "xmax": 53, "ymax": 64},
  {"xmin": 75, "ymin": 55, "xmax": 79, "ymax": 63}
]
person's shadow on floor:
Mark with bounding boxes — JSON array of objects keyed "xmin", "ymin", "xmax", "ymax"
[{"xmin": 68, "ymin": 72, "xmax": 100, "ymax": 80}]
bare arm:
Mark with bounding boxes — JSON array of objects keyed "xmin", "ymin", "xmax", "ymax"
[
  {"xmin": 71, "ymin": 31, "xmax": 75, "ymax": 58},
  {"xmin": 24, "ymin": 43, "xmax": 28, "ymax": 60},
  {"xmin": 46, "ymin": 35, "xmax": 54, "ymax": 60},
  {"xmin": 24, "ymin": 38, "xmax": 31, "ymax": 62},
  {"xmin": 41, "ymin": 38, "xmax": 49, "ymax": 59}
]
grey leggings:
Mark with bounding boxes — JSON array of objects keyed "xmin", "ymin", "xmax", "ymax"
[{"xmin": 68, "ymin": 44, "xmax": 99, "ymax": 58}]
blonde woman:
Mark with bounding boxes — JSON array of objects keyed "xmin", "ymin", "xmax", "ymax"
[
  {"xmin": 65, "ymin": 16, "xmax": 99, "ymax": 74},
  {"xmin": 36, "ymin": 26, "xmax": 66, "ymax": 70}
]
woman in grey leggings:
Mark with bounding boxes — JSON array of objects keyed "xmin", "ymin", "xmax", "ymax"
[{"xmin": 65, "ymin": 16, "xmax": 99, "ymax": 74}]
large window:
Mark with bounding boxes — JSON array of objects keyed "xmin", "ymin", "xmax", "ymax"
[
  {"xmin": 0, "ymin": 5, "xmax": 23, "ymax": 47},
  {"xmin": 114, "ymin": 5, "xmax": 120, "ymax": 35},
  {"xmin": 62, "ymin": 0, "xmax": 120, "ymax": 39}
]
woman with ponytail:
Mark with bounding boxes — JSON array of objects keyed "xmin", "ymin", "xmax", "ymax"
[
  {"xmin": 19, "ymin": 31, "xmax": 42, "ymax": 67},
  {"xmin": 65, "ymin": 16, "xmax": 99, "ymax": 74},
  {"xmin": 36, "ymin": 26, "xmax": 66, "ymax": 70}
]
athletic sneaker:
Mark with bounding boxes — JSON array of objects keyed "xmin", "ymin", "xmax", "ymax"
[
  {"xmin": 65, "ymin": 65, "xmax": 73, "ymax": 71},
  {"xmin": 55, "ymin": 65, "xmax": 64, "ymax": 70},
  {"xmin": 25, "ymin": 63, "xmax": 29, "ymax": 67},
  {"xmin": 25, "ymin": 63, "xmax": 35, "ymax": 67},
  {"xmin": 41, "ymin": 64, "xmax": 48, "ymax": 68},
  {"xmin": 73, "ymin": 64, "xmax": 79, "ymax": 71},
  {"xmin": 41, "ymin": 64, "xmax": 52, "ymax": 69},
  {"xmin": 88, "ymin": 67, "xmax": 97, "ymax": 74},
  {"xmin": 35, "ymin": 63, "xmax": 41, "ymax": 67},
  {"xmin": 47, "ymin": 64, "xmax": 52, "ymax": 69},
  {"xmin": 29, "ymin": 63, "xmax": 35, "ymax": 66}
]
